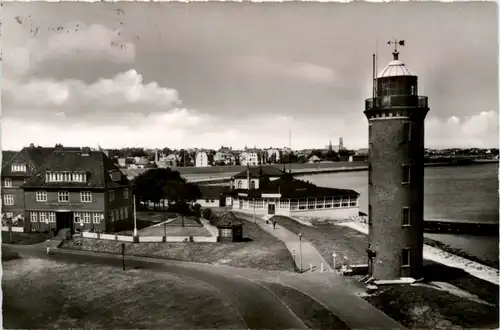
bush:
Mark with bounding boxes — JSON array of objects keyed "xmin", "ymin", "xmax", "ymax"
[
  {"xmin": 193, "ymin": 203, "xmax": 202, "ymax": 218},
  {"xmin": 202, "ymin": 208, "xmax": 212, "ymax": 220}
]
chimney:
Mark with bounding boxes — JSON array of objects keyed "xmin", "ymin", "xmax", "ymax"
[{"xmin": 81, "ymin": 147, "xmax": 91, "ymax": 156}]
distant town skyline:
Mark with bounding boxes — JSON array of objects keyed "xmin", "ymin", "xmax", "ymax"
[{"xmin": 2, "ymin": 2, "xmax": 498, "ymax": 150}]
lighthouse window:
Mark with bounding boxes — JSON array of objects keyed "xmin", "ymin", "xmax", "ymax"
[
  {"xmin": 403, "ymin": 123, "xmax": 412, "ymax": 142},
  {"xmin": 402, "ymin": 165, "xmax": 411, "ymax": 184},
  {"xmin": 402, "ymin": 248, "xmax": 411, "ymax": 267},
  {"xmin": 402, "ymin": 207, "xmax": 411, "ymax": 226},
  {"xmin": 410, "ymin": 85, "xmax": 416, "ymax": 95}
]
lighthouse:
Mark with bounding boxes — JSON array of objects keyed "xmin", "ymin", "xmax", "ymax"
[{"xmin": 364, "ymin": 40, "xmax": 429, "ymax": 280}]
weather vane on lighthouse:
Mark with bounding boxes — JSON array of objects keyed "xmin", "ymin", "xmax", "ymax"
[{"xmin": 387, "ymin": 39, "xmax": 406, "ymax": 60}]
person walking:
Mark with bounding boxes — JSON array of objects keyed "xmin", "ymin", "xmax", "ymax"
[{"xmin": 272, "ymin": 219, "xmax": 277, "ymax": 229}]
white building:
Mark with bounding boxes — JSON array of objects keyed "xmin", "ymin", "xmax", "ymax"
[
  {"xmin": 239, "ymin": 151, "xmax": 259, "ymax": 166},
  {"xmin": 195, "ymin": 152, "xmax": 209, "ymax": 167},
  {"xmin": 266, "ymin": 149, "xmax": 281, "ymax": 164},
  {"xmin": 228, "ymin": 166, "xmax": 360, "ymax": 219}
]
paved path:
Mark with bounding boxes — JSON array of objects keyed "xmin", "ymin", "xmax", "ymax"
[
  {"xmin": 5, "ymin": 243, "xmax": 405, "ymax": 330},
  {"xmin": 234, "ymin": 211, "xmax": 332, "ymax": 273}
]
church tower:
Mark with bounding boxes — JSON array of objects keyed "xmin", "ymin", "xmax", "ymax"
[{"xmin": 364, "ymin": 40, "xmax": 429, "ymax": 280}]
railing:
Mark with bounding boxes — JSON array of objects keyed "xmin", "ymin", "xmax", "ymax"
[{"xmin": 365, "ymin": 95, "xmax": 428, "ymax": 110}]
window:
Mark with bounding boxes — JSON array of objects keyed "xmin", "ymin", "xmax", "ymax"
[
  {"xmin": 368, "ymin": 163, "xmax": 373, "ymax": 186},
  {"xmin": 81, "ymin": 191, "xmax": 92, "ymax": 203},
  {"xmin": 110, "ymin": 211, "xmax": 115, "ymax": 222},
  {"xmin": 341, "ymin": 197, "xmax": 349, "ymax": 207},
  {"xmin": 349, "ymin": 196, "xmax": 358, "ymax": 207},
  {"xmin": 410, "ymin": 85, "xmax": 416, "ymax": 96},
  {"xmin": 83, "ymin": 213, "xmax": 91, "ymax": 224},
  {"xmin": 4, "ymin": 179, "xmax": 12, "ymax": 187},
  {"xmin": 324, "ymin": 197, "xmax": 333, "ymax": 208},
  {"xmin": 220, "ymin": 228, "xmax": 232, "ymax": 238},
  {"xmin": 11, "ymin": 164, "xmax": 26, "ymax": 172},
  {"xmin": 109, "ymin": 190, "xmax": 115, "ymax": 202},
  {"xmin": 36, "ymin": 191, "xmax": 47, "ymax": 202},
  {"xmin": 250, "ymin": 180, "xmax": 256, "ymax": 189},
  {"xmin": 123, "ymin": 188, "xmax": 129, "ymax": 199},
  {"xmin": 402, "ymin": 165, "xmax": 411, "ymax": 184},
  {"xmin": 46, "ymin": 171, "xmax": 86, "ymax": 183},
  {"xmin": 403, "ymin": 123, "xmax": 411, "ymax": 143},
  {"xmin": 124, "ymin": 207, "xmax": 128, "ymax": 219},
  {"xmin": 120, "ymin": 208, "xmax": 124, "ymax": 220},
  {"xmin": 3, "ymin": 195, "xmax": 14, "ymax": 206},
  {"xmin": 58, "ymin": 191, "xmax": 69, "ymax": 202},
  {"xmin": 210, "ymin": 199, "xmax": 215, "ymax": 203},
  {"xmin": 368, "ymin": 205, "xmax": 372, "ymax": 225},
  {"xmin": 30, "ymin": 212, "xmax": 38, "ymax": 223},
  {"xmin": 307, "ymin": 199, "xmax": 315, "ymax": 209},
  {"xmin": 48, "ymin": 212, "xmax": 56, "ymax": 223},
  {"xmin": 39, "ymin": 212, "xmax": 47, "ymax": 223},
  {"xmin": 115, "ymin": 209, "xmax": 119, "ymax": 221},
  {"xmin": 402, "ymin": 207, "xmax": 411, "ymax": 226},
  {"xmin": 93, "ymin": 213, "xmax": 101, "ymax": 224},
  {"xmin": 333, "ymin": 197, "xmax": 341, "ymax": 208},
  {"xmin": 237, "ymin": 181, "xmax": 243, "ymax": 189},
  {"xmin": 402, "ymin": 248, "xmax": 411, "ymax": 267}
]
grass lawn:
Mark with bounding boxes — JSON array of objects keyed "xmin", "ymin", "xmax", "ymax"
[
  {"xmin": 261, "ymin": 282, "xmax": 349, "ymax": 329},
  {"xmin": 138, "ymin": 224, "xmax": 211, "ymax": 237},
  {"xmin": 273, "ymin": 215, "xmax": 500, "ymax": 329},
  {"xmin": 1, "ymin": 231, "xmax": 52, "ymax": 245},
  {"xmin": 61, "ymin": 219, "xmax": 295, "ymax": 272},
  {"xmin": 272, "ymin": 215, "xmax": 368, "ymax": 267},
  {"xmin": 365, "ymin": 284, "xmax": 499, "ymax": 329},
  {"xmin": 1, "ymin": 247, "xmax": 20, "ymax": 261},
  {"xmin": 2, "ymin": 258, "xmax": 245, "ymax": 329}
]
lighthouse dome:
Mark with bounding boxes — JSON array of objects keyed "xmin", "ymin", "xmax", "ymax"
[{"xmin": 377, "ymin": 59, "xmax": 412, "ymax": 78}]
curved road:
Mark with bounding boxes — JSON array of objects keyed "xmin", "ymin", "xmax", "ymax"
[{"xmin": 5, "ymin": 243, "xmax": 405, "ymax": 330}]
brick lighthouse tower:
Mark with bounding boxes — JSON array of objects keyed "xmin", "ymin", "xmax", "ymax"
[{"xmin": 364, "ymin": 40, "xmax": 429, "ymax": 280}]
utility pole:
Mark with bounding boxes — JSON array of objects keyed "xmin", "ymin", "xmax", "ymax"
[
  {"xmin": 121, "ymin": 243, "xmax": 126, "ymax": 271},
  {"xmin": 133, "ymin": 195, "xmax": 138, "ymax": 237}
]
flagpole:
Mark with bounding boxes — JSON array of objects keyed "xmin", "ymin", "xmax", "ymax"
[{"xmin": 133, "ymin": 194, "xmax": 138, "ymax": 237}]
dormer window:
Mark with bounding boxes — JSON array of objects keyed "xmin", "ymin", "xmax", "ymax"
[
  {"xmin": 11, "ymin": 164, "xmax": 26, "ymax": 172},
  {"xmin": 46, "ymin": 171, "xmax": 87, "ymax": 183}
]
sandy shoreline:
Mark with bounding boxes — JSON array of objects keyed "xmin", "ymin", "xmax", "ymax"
[{"xmin": 337, "ymin": 221, "xmax": 499, "ymax": 286}]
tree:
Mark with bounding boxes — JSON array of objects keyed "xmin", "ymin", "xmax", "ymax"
[{"xmin": 325, "ymin": 149, "xmax": 340, "ymax": 162}]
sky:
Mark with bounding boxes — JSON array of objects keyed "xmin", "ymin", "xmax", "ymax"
[{"xmin": 2, "ymin": 2, "xmax": 498, "ymax": 151}]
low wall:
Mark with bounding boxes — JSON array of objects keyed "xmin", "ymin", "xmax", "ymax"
[
  {"xmin": 82, "ymin": 231, "xmax": 217, "ymax": 243},
  {"xmin": 290, "ymin": 207, "xmax": 359, "ymax": 220},
  {"xmin": 1, "ymin": 226, "xmax": 25, "ymax": 233}
]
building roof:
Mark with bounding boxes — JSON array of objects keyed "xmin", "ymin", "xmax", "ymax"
[
  {"xmin": 377, "ymin": 60, "xmax": 412, "ymax": 78},
  {"xmin": 0, "ymin": 146, "xmax": 73, "ymax": 178},
  {"xmin": 198, "ymin": 185, "xmax": 232, "ymax": 198},
  {"xmin": 23, "ymin": 149, "xmax": 129, "ymax": 189},
  {"xmin": 232, "ymin": 165, "xmax": 285, "ymax": 179},
  {"xmin": 216, "ymin": 212, "xmax": 243, "ymax": 227},
  {"xmin": 234, "ymin": 175, "xmax": 359, "ymax": 199}
]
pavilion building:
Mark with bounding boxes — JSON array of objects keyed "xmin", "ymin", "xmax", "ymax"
[{"xmin": 228, "ymin": 166, "xmax": 360, "ymax": 219}]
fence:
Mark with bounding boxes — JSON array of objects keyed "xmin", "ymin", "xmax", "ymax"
[
  {"xmin": 82, "ymin": 231, "xmax": 217, "ymax": 243},
  {"xmin": 1, "ymin": 226, "xmax": 24, "ymax": 232}
]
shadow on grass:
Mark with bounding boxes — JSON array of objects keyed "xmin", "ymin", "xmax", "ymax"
[{"xmin": 423, "ymin": 260, "xmax": 499, "ymax": 305}]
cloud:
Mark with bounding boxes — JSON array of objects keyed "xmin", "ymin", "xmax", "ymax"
[
  {"xmin": 232, "ymin": 56, "xmax": 337, "ymax": 85},
  {"xmin": 2, "ymin": 69, "xmax": 181, "ymax": 119},
  {"xmin": 3, "ymin": 23, "xmax": 135, "ymax": 80},
  {"xmin": 426, "ymin": 111, "xmax": 499, "ymax": 148}
]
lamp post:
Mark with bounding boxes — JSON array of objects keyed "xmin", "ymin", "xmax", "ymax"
[
  {"xmin": 292, "ymin": 248, "xmax": 296, "ymax": 271},
  {"xmin": 253, "ymin": 199, "xmax": 256, "ymax": 223},
  {"xmin": 298, "ymin": 233, "xmax": 303, "ymax": 273},
  {"xmin": 133, "ymin": 195, "xmax": 138, "ymax": 237},
  {"xmin": 121, "ymin": 243, "xmax": 126, "ymax": 271}
]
